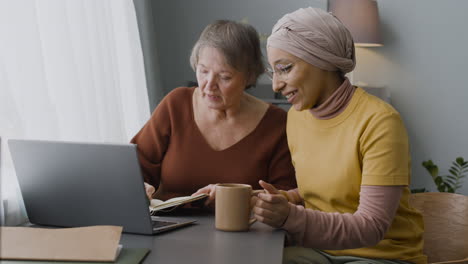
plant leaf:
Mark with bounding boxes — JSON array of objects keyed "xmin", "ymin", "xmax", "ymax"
[
  {"xmin": 448, "ymin": 188, "xmax": 455, "ymax": 193},
  {"xmin": 423, "ymin": 158, "xmax": 466, "ymax": 192},
  {"xmin": 445, "ymin": 180, "xmax": 456, "ymax": 186},
  {"xmin": 446, "ymin": 174, "xmax": 457, "ymax": 179},
  {"xmin": 440, "ymin": 184, "xmax": 448, "ymax": 192},
  {"xmin": 449, "ymin": 168, "xmax": 459, "ymax": 176},
  {"xmin": 422, "ymin": 160, "xmax": 439, "ymax": 179}
]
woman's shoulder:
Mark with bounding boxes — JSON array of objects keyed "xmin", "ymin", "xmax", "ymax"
[
  {"xmin": 353, "ymin": 88, "xmax": 407, "ymax": 132},
  {"xmin": 265, "ymin": 103, "xmax": 288, "ymax": 119},
  {"xmin": 150, "ymin": 87, "xmax": 195, "ymax": 119},
  {"xmin": 356, "ymin": 88, "xmax": 400, "ymax": 117},
  {"xmin": 243, "ymin": 94, "xmax": 286, "ymax": 120},
  {"xmin": 247, "ymin": 95, "xmax": 287, "ymax": 119},
  {"xmin": 255, "ymin": 104, "xmax": 287, "ymax": 133},
  {"xmin": 163, "ymin": 87, "xmax": 195, "ymax": 103}
]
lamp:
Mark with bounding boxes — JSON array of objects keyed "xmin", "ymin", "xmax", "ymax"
[
  {"xmin": 329, "ymin": 0, "xmax": 383, "ymax": 89},
  {"xmin": 329, "ymin": 0, "xmax": 383, "ymax": 47}
]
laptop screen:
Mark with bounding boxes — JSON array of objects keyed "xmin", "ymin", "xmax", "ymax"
[{"xmin": 9, "ymin": 139, "xmax": 155, "ymax": 234}]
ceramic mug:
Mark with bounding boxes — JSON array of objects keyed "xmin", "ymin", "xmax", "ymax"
[{"xmin": 215, "ymin": 183, "xmax": 257, "ymax": 231}]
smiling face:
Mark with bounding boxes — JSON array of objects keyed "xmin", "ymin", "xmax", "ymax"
[
  {"xmin": 196, "ymin": 46, "xmax": 248, "ymax": 110},
  {"xmin": 267, "ymin": 46, "xmax": 330, "ymax": 111}
]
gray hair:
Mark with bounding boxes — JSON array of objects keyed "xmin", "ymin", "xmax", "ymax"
[{"xmin": 190, "ymin": 20, "xmax": 264, "ymax": 89}]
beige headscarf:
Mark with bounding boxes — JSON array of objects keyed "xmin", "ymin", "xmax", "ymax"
[{"xmin": 267, "ymin": 7, "xmax": 355, "ymax": 74}]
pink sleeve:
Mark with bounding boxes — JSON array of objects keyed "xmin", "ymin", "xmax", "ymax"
[{"xmin": 281, "ymin": 185, "xmax": 403, "ymax": 249}]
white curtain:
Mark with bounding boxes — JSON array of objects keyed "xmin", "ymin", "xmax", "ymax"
[{"xmin": 0, "ymin": 0, "xmax": 150, "ymax": 225}]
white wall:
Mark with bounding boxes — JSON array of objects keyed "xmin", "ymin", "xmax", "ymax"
[{"xmin": 354, "ymin": 0, "xmax": 468, "ymax": 194}]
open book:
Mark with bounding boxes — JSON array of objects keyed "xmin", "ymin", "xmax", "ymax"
[{"xmin": 149, "ymin": 193, "xmax": 208, "ymax": 215}]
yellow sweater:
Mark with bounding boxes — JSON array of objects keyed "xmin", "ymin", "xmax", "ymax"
[{"xmin": 287, "ymin": 88, "xmax": 426, "ymax": 264}]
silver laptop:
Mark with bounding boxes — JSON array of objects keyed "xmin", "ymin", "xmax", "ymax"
[{"xmin": 8, "ymin": 139, "xmax": 196, "ymax": 234}]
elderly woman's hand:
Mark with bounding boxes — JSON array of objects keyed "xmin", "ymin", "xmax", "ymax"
[
  {"xmin": 144, "ymin": 182, "xmax": 156, "ymax": 201},
  {"xmin": 192, "ymin": 184, "xmax": 217, "ymax": 208},
  {"xmin": 252, "ymin": 180, "xmax": 290, "ymax": 228}
]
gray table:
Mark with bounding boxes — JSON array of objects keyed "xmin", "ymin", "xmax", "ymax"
[{"xmin": 119, "ymin": 211, "xmax": 285, "ymax": 264}]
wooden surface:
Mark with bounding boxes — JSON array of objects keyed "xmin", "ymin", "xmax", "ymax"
[{"xmin": 409, "ymin": 192, "xmax": 468, "ymax": 264}]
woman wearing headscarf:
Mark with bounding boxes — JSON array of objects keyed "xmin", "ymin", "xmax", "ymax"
[{"xmin": 252, "ymin": 7, "xmax": 426, "ymax": 264}]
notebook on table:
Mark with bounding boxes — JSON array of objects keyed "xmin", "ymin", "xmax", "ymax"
[
  {"xmin": 8, "ymin": 139, "xmax": 196, "ymax": 235},
  {"xmin": 0, "ymin": 226, "xmax": 123, "ymax": 262}
]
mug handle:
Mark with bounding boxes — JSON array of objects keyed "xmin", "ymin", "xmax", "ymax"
[
  {"xmin": 249, "ymin": 190, "xmax": 264, "ymax": 226},
  {"xmin": 252, "ymin": 189, "xmax": 265, "ymax": 196}
]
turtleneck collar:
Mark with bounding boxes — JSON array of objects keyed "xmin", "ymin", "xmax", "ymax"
[{"xmin": 309, "ymin": 78, "xmax": 355, "ymax": 120}]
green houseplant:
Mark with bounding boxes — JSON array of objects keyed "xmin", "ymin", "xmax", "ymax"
[{"xmin": 414, "ymin": 157, "xmax": 468, "ymax": 193}]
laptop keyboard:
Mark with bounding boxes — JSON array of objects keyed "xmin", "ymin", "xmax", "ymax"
[{"xmin": 152, "ymin": 220, "xmax": 177, "ymax": 229}]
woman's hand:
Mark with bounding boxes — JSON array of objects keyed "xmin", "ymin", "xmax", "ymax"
[
  {"xmin": 252, "ymin": 180, "xmax": 290, "ymax": 228},
  {"xmin": 192, "ymin": 184, "xmax": 217, "ymax": 207},
  {"xmin": 144, "ymin": 182, "xmax": 155, "ymax": 201}
]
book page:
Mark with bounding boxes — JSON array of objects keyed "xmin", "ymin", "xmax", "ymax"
[
  {"xmin": 149, "ymin": 199, "xmax": 165, "ymax": 207},
  {"xmin": 149, "ymin": 194, "xmax": 208, "ymax": 211},
  {"xmin": 165, "ymin": 196, "xmax": 193, "ymax": 204},
  {"xmin": 149, "ymin": 197, "xmax": 191, "ymax": 208}
]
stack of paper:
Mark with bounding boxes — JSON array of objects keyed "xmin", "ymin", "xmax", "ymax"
[{"xmin": 0, "ymin": 226, "xmax": 122, "ymax": 262}]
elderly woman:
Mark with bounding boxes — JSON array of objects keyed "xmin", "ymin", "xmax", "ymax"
[
  {"xmin": 252, "ymin": 8, "xmax": 426, "ymax": 264},
  {"xmin": 131, "ymin": 20, "xmax": 296, "ymax": 205}
]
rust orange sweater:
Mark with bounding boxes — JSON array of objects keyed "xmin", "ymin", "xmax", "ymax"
[{"xmin": 131, "ymin": 87, "xmax": 296, "ymax": 200}]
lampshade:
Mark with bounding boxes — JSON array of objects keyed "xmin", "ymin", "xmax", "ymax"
[{"xmin": 329, "ymin": 0, "xmax": 383, "ymax": 47}]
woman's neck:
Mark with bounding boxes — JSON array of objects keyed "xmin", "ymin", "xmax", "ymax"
[
  {"xmin": 194, "ymin": 89, "xmax": 250, "ymax": 123},
  {"xmin": 316, "ymin": 73, "xmax": 345, "ymax": 106},
  {"xmin": 310, "ymin": 76, "xmax": 355, "ymax": 119}
]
